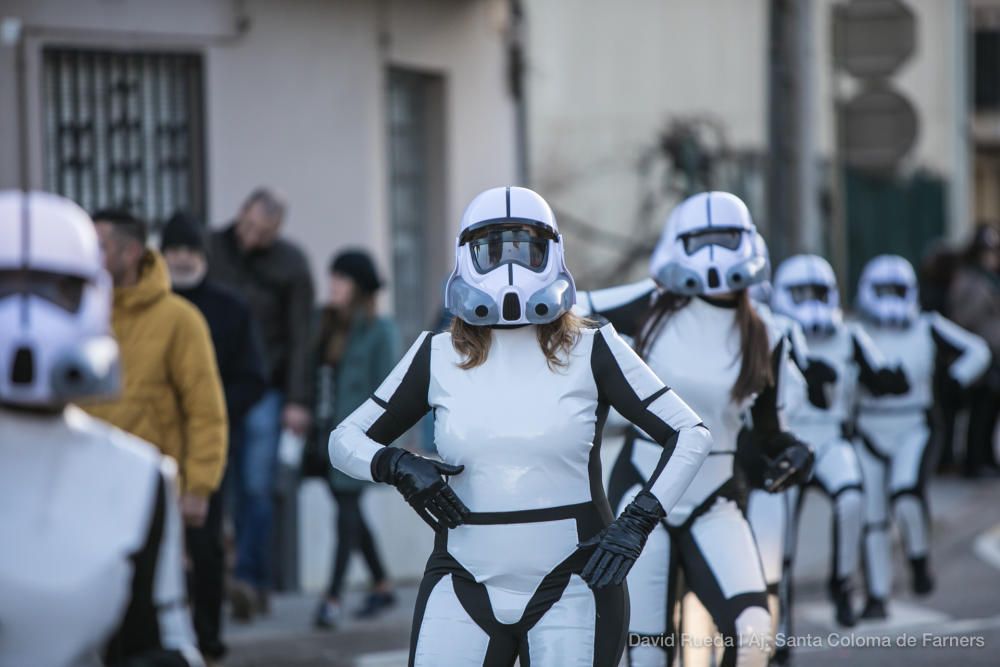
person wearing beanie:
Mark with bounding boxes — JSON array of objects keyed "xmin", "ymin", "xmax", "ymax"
[
  {"xmin": 161, "ymin": 211, "xmax": 267, "ymax": 660},
  {"xmin": 306, "ymin": 248, "xmax": 400, "ymax": 629}
]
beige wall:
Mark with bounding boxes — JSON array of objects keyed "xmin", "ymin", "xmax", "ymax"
[
  {"xmin": 524, "ymin": 0, "xmax": 969, "ymax": 282},
  {"xmin": 0, "ymin": 0, "xmax": 517, "ymax": 306},
  {"xmin": 524, "ymin": 0, "xmax": 769, "ymax": 285}
]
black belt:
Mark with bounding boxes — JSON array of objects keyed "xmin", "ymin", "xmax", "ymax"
[{"xmin": 464, "ymin": 501, "xmax": 597, "ymax": 525}]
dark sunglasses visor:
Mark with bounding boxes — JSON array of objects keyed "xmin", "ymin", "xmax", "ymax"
[
  {"xmin": 873, "ymin": 283, "xmax": 908, "ymax": 298},
  {"xmin": 0, "ymin": 269, "xmax": 86, "ymax": 312},
  {"xmin": 788, "ymin": 283, "xmax": 830, "ymax": 304},
  {"xmin": 681, "ymin": 228, "xmax": 743, "ymax": 255},
  {"xmin": 466, "ymin": 225, "xmax": 551, "ymax": 274}
]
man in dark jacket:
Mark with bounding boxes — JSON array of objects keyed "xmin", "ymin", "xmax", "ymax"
[
  {"xmin": 206, "ymin": 187, "xmax": 315, "ymax": 618},
  {"xmin": 162, "ymin": 212, "xmax": 267, "ymax": 658}
]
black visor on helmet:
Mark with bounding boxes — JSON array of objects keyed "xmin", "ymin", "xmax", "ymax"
[
  {"xmin": 0, "ymin": 269, "xmax": 86, "ymax": 312},
  {"xmin": 681, "ymin": 228, "xmax": 743, "ymax": 255},
  {"xmin": 464, "ymin": 223, "xmax": 553, "ymax": 274},
  {"xmin": 788, "ymin": 283, "xmax": 830, "ymax": 304},
  {"xmin": 873, "ymin": 283, "xmax": 908, "ymax": 298}
]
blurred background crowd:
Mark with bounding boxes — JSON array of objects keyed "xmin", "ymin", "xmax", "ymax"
[{"xmin": 3, "ymin": 1, "xmax": 1000, "ymax": 666}]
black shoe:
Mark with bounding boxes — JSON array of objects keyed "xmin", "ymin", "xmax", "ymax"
[
  {"xmin": 829, "ymin": 577, "xmax": 856, "ymax": 627},
  {"xmin": 860, "ymin": 597, "xmax": 887, "ymax": 620},
  {"xmin": 910, "ymin": 556, "xmax": 935, "ymax": 596},
  {"xmin": 314, "ymin": 600, "xmax": 342, "ymax": 630},
  {"xmin": 228, "ymin": 579, "xmax": 258, "ymax": 623},
  {"xmin": 354, "ymin": 591, "xmax": 397, "ymax": 619}
]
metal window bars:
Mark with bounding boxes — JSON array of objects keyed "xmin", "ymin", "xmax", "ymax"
[{"xmin": 42, "ymin": 47, "xmax": 206, "ymax": 228}]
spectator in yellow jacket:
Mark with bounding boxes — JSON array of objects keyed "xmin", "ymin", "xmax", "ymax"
[{"xmin": 86, "ymin": 210, "xmax": 228, "ymax": 527}]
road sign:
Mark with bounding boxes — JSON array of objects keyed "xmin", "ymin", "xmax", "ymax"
[
  {"xmin": 833, "ymin": 0, "xmax": 917, "ymax": 78},
  {"xmin": 840, "ymin": 84, "xmax": 918, "ymax": 171}
]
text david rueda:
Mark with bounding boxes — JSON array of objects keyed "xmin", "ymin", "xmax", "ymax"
[{"xmin": 629, "ymin": 632, "xmax": 987, "ymax": 649}]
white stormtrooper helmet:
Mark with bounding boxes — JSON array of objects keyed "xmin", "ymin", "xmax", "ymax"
[
  {"xmin": 650, "ymin": 191, "xmax": 767, "ymax": 296},
  {"xmin": 857, "ymin": 254, "xmax": 919, "ymax": 327},
  {"xmin": 0, "ymin": 191, "xmax": 120, "ymax": 407},
  {"xmin": 747, "ymin": 232, "xmax": 773, "ymax": 304},
  {"xmin": 445, "ymin": 186, "xmax": 576, "ymax": 326},
  {"xmin": 772, "ymin": 254, "xmax": 842, "ymax": 336}
]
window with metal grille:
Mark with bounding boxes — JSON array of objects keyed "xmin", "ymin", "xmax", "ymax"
[{"xmin": 42, "ymin": 48, "xmax": 206, "ymax": 227}]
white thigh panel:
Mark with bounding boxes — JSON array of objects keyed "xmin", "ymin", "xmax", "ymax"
[
  {"xmin": 747, "ymin": 490, "xmax": 787, "ymax": 585},
  {"xmin": 889, "ymin": 423, "xmax": 931, "ymax": 493},
  {"xmin": 413, "ymin": 575, "xmax": 491, "ymax": 667},
  {"xmin": 690, "ymin": 499, "xmax": 767, "ymax": 599},
  {"xmin": 526, "ymin": 574, "xmax": 596, "ymax": 667},
  {"xmin": 812, "ymin": 439, "xmax": 863, "ymax": 493}
]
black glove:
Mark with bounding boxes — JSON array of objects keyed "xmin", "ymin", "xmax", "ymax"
[
  {"xmin": 763, "ymin": 440, "xmax": 814, "ymax": 492},
  {"xmin": 873, "ymin": 365, "xmax": 910, "ymax": 395},
  {"xmin": 578, "ymin": 490, "xmax": 664, "ymax": 589},
  {"xmin": 371, "ymin": 447, "xmax": 470, "ymax": 531},
  {"xmin": 803, "ymin": 358, "xmax": 837, "ymax": 409}
]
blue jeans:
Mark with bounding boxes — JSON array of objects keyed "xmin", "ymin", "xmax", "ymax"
[{"xmin": 231, "ymin": 389, "xmax": 283, "ymax": 588}]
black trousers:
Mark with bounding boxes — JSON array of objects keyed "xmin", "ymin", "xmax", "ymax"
[
  {"xmin": 185, "ymin": 491, "xmax": 226, "ymax": 659},
  {"xmin": 327, "ymin": 489, "xmax": 387, "ymax": 598},
  {"xmin": 966, "ymin": 385, "xmax": 1000, "ymax": 473}
]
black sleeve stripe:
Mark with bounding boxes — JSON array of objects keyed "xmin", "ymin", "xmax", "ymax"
[
  {"xmin": 104, "ymin": 470, "xmax": 167, "ymax": 663},
  {"xmin": 370, "ymin": 394, "xmax": 389, "ymax": 410},
  {"xmin": 591, "ymin": 330, "xmax": 676, "ymax": 445},
  {"xmin": 641, "ymin": 385, "xmax": 672, "ymax": 408},
  {"xmin": 853, "ymin": 335, "xmax": 880, "ymax": 389},
  {"xmin": 365, "ymin": 333, "xmax": 433, "ymax": 445},
  {"xmin": 786, "ymin": 332, "xmax": 807, "ymax": 373},
  {"xmin": 593, "ymin": 290, "xmax": 654, "ymax": 338}
]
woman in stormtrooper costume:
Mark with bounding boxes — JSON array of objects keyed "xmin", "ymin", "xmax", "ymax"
[
  {"xmin": 853, "ymin": 255, "xmax": 989, "ymax": 619},
  {"xmin": 328, "ymin": 186, "xmax": 714, "ymax": 667},
  {"xmin": 770, "ymin": 254, "xmax": 909, "ymax": 628},
  {"xmin": 577, "ymin": 191, "xmax": 814, "ymax": 667},
  {"xmin": 0, "ymin": 191, "xmax": 202, "ymax": 667},
  {"xmin": 743, "ymin": 238, "xmax": 820, "ymax": 666}
]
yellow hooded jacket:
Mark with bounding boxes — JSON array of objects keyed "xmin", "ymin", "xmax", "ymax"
[{"xmin": 85, "ymin": 250, "xmax": 228, "ymax": 497}]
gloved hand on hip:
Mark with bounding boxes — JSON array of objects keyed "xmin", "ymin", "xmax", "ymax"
[
  {"xmin": 579, "ymin": 490, "xmax": 664, "ymax": 589},
  {"xmin": 371, "ymin": 447, "xmax": 470, "ymax": 531},
  {"xmin": 764, "ymin": 437, "xmax": 814, "ymax": 492}
]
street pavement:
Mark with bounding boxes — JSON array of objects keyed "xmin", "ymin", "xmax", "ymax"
[{"xmin": 225, "ymin": 475, "xmax": 1000, "ymax": 667}]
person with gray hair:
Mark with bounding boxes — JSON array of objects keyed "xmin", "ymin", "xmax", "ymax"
[{"xmin": 208, "ymin": 187, "xmax": 315, "ymax": 620}]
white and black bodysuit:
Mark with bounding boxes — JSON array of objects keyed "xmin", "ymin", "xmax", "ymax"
[
  {"xmin": 580, "ymin": 281, "xmax": 798, "ymax": 667},
  {"xmin": 0, "ymin": 406, "xmax": 202, "ymax": 667},
  {"xmin": 783, "ymin": 320, "xmax": 907, "ymax": 596},
  {"xmin": 329, "ymin": 323, "xmax": 711, "ymax": 667},
  {"xmin": 855, "ymin": 312, "xmax": 990, "ymax": 602}
]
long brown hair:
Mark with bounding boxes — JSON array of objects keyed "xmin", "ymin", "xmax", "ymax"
[
  {"xmin": 636, "ymin": 289, "xmax": 772, "ymax": 403},
  {"xmin": 450, "ymin": 311, "xmax": 591, "ymax": 371}
]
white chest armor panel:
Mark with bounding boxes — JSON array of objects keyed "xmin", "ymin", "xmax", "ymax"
[
  {"xmin": 644, "ymin": 299, "xmax": 748, "ymax": 455},
  {"xmin": 431, "ymin": 326, "xmax": 601, "ymax": 512},
  {"xmin": 635, "ymin": 298, "xmax": 783, "ymax": 524},
  {"xmin": 859, "ymin": 316, "xmax": 934, "ymax": 412},
  {"xmin": 857, "ymin": 312, "xmax": 991, "ymax": 414},
  {"xmin": 790, "ymin": 323, "xmax": 860, "ymax": 432},
  {"xmin": 0, "ymin": 408, "xmax": 177, "ymax": 667}
]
